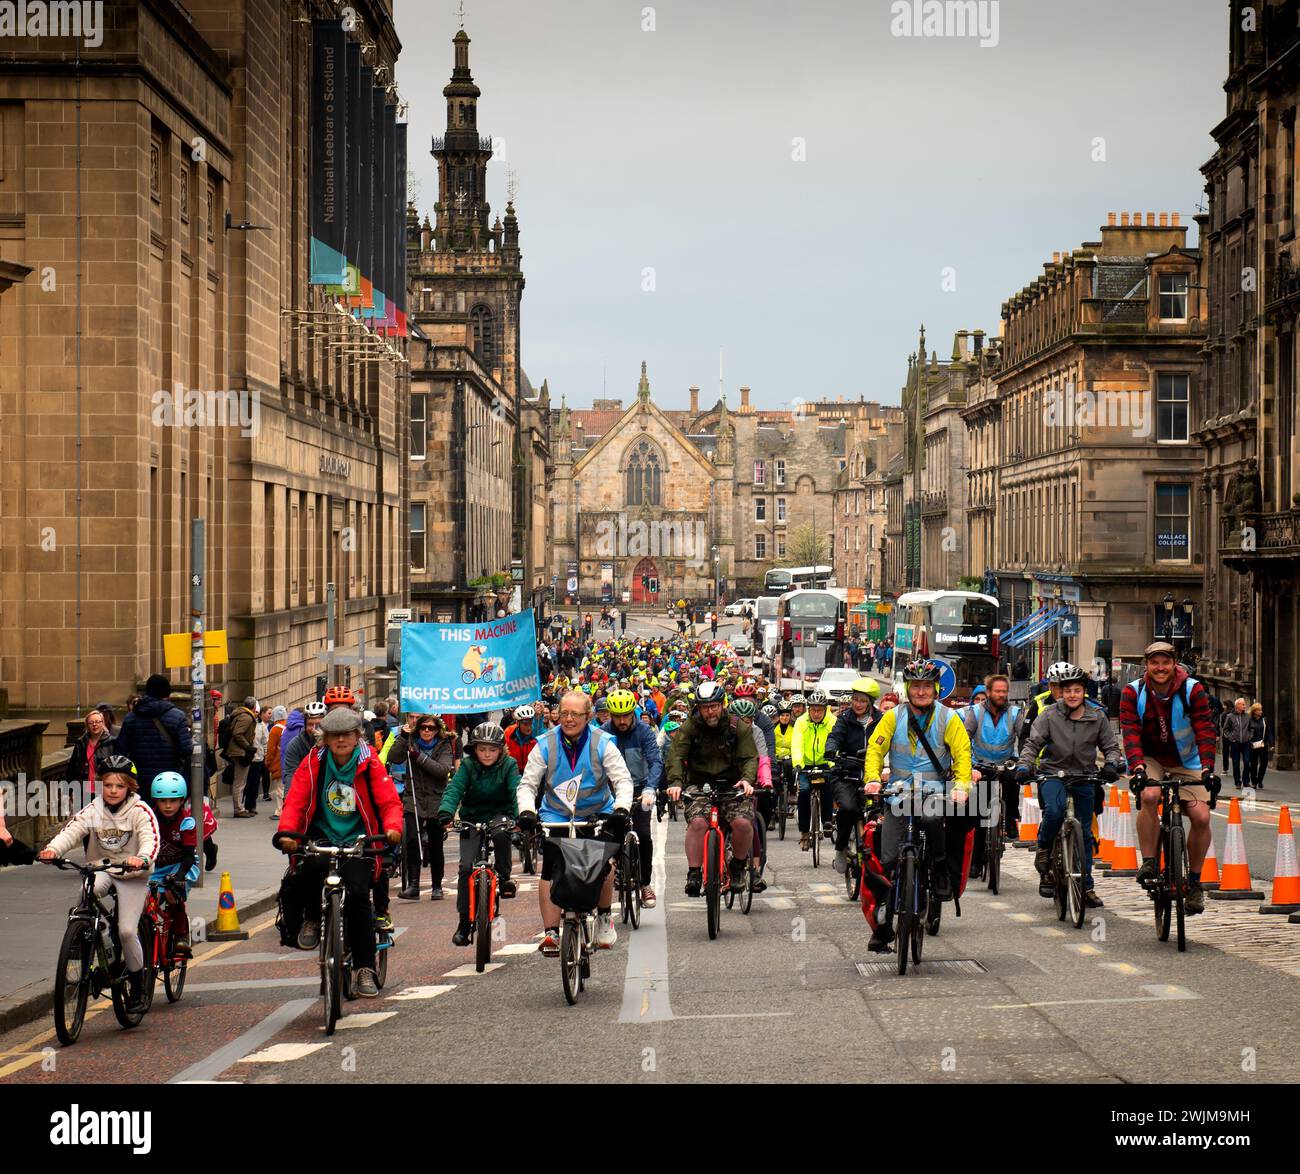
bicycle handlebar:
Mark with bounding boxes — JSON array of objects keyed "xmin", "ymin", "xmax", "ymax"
[
  {"xmin": 43, "ymin": 857, "xmax": 148, "ymax": 877},
  {"xmin": 296, "ymin": 834, "xmax": 391, "ymax": 858}
]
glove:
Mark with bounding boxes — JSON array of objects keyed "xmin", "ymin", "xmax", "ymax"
[
  {"xmin": 1100, "ymin": 763, "xmax": 1120, "ymax": 783},
  {"xmin": 517, "ymin": 810, "xmax": 537, "ymax": 830},
  {"xmin": 605, "ymin": 809, "xmax": 628, "ymax": 839},
  {"xmin": 1013, "ymin": 766, "xmax": 1031, "ymax": 784},
  {"xmin": 438, "ymin": 814, "xmax": 453, "ymax": 828},
  {"xmin": 385, "ymin": 828, "xmax": 403, "ymax": 845},
  {"xmin": 1129, "ymin": 768, "xmax": 1148, "ymax": 795}
]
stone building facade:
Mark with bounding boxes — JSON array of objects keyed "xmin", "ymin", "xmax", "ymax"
[
  {"xmin": 833, "ymin": 410, "xmax": 904, "ymax": 603},
  {"xmin": 0, "ymin": 0, "xmax": 409, "ymax": 734},
  {"xmin": 1200, "ymin": 0, "xmax": 1300, "ymax": 765}
]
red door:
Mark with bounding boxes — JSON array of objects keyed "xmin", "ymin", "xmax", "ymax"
[{"xmin": 630, "ymin": 557, "xmax": 658, "ymax": 605}]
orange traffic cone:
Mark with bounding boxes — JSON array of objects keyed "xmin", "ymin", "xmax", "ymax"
[
  {"xmin": 1016, "ymin": 784, "xmax": 1039, "ymax": 847},
  {"xmin": 1104, "ymin": 789, "xmax": 1139, "ymax": 876},
  {"xmin": 1095, "ymin": 785, "xmax": 1118, "ymax": 868},
  {"xmin": 207, "ymin": 870, "xmax": 250, "ymax": 940},
  {"xmin": 1259, "ymin": 806, "xmax": 1300, "ymax": 914},
  {"xmin": 1200, "ymin": 822, "xmax": 1220, "ymax": 890},
  {"xmin": 1210, "ymin": 798, "xmax": 1264, "ymax": 901}
]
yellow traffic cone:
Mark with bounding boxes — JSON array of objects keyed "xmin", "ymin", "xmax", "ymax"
[{"xmin": 208, "ymin": 870, "xmax": 250, "ymax": 941}]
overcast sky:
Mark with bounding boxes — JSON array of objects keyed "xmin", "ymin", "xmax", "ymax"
[{"xmin": 396, "ymin": 0, "xmax": 1226, "ymax": 411}]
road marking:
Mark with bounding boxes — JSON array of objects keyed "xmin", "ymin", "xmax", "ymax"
[
  {"xmin": 983, "ymin": 984, "xmax": 1198, "ymax": 1010},
  {"xmin": 1008, "ymin": 913, "xmax": 1037, "ymax": 923},
  {"xmin": 619, "ymin": 812, "xmax": 673, "ymax": 1022},
  {"xmin": 987, "ymin": 901, "xmax": 1010, "ymax": 909},
  {"xmin": 761, "ymin": 897, "xmax": 795, "ymax": 910},
  {"xmin": 808, "ymin": 883, "xmax": 836, "ymax": 893},
  {"xmin": 815, "ymin": 895, "xmax": 849, "ymax": 905},
  {"xmin": 1065, "ymin": 943, "xmax": 1103, "ymax": 956},
  {"xmin": 185, "ymin": 977, "xmax": 318, "ymax": 992},
  {"xmin": 673, "ymin": 1011, "xmax": 795, "ymax": 1021},
  {"xmin": 239, "ymin": 1041, "xmax": 331, "ymax": 1063},
  {"xmin": 385, "ymin": 984, "xmax": 456, "ymax": 1001},
  {"xmin": 1098, "ymin": 962, "xmax": 1147, "ymax": 975},
  {"xmin": 329, "ymin": 1011, "xmax": 397, "ymax": 1029},
  {"xmin": 1030, "ymin": 927, "xmax": 1066, "ymax": 937},
  {"xmin": 442, "ymin": 963, "xmax": 503, "ymax": 977},
  {"xmin": 496, "ymin": 943, "xmax": 541, "ymax": 955},
  {"xmin": 168, "ymin": 998, "xmax": 316, "ymax": 1084}
]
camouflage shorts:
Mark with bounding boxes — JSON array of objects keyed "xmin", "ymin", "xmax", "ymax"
[{"xmin": 684, "ymin": 787, "xmax": 754, "ymax": 826}]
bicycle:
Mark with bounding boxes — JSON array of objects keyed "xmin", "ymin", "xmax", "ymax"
[
  {"xmin": 455, "ymin": 816, "xmax": 515, "ymax": 972},
  {"xmin": 616, "ymin": 823, "xmax": 642, "ymax": 930},
  {"xmin": 828, "ymin": 751, "xmax": 868, "ymax": 900},
  {"xmin": 518, "ymin": 818, "xmax": 543, "ymax": 875},
  {"xmin": 297, "ymin": 834, "xmax": 390, "ymax": 1035},
  {"xmin": 775, "ymin": 755, "xmax": 793, "ymax": 841},
  {"xmin": 725, "ymin": 804, "xmax": 762, "ymax": 917},
  {"xmin": 1039, "ymin": 771, "xmax": 1100, "ymax": 930},
  {"xmin": 44, "ymin": 858, "xmax": 151, "ymax": 1045},
  {"xmin": 973, "ymin": 760, "xmax": 1017, "ymax": 896},
  {"xmin": 541, "ymin": 818, "xmax": 620, "ymax": 1005},
  {"xmin": 1139, "ymin": 771, "xmax": 1218, "ymax": 952},
  {"xmin": 881, "ymin": 782, "xmax": 943, "ymax": 976},
  {"xmin": 805, "ymin": 765, "xmax": 831, "ymax": 868},
  {"xmin": 143, "ymin": 874, "xmax": 190, "ymax": 1005}
]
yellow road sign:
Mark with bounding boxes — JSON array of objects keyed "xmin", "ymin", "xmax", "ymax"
[{"xmin": 163, "ymin": 629, "xmax": 228, "ymax": 668}]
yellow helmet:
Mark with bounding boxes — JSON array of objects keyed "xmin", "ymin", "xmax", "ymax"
[
  {"xmin": 851, "ymin": 677, "xmax": 881, "ymax": 700},
  {"xmin": 606, "ymin": 689, "xmax": 637, "ymax": 716}
]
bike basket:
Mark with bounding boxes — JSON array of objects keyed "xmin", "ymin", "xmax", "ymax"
[{"xmin": 544, "ymin": 837, "xmax": 621, "ymax": 912}]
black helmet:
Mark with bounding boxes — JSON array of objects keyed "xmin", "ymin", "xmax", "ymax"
[
  {"xmin": 468, "ymin": 722, "xmax": 506, "ymax": 748},
  {"xmin": 902, "ymin": 659, "xmax": 942, "ymax": 683}
]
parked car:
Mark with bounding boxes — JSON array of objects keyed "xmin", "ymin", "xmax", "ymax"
[
  {"xmin": 816, "ymin": 666, "xmax": 861, "ymax": 702},
  {"xmin": 728, "ymin": 632, "xmax": 753, "ymax": 655}
]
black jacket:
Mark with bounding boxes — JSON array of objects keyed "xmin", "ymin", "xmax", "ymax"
[
  {"xmin": 825, "ymin": 706, "xmax": 881, "ymax": 760},
  {"xmin": 116, "ymin": 696, "xmax": 192, "ymax": 789},
  {"xmin": 387, "ymin": 732, "xmax": 456, "ymax": 815},
  {"xmin": 66, "ymin": 731, "xmax": 117, "ymax": 789}
]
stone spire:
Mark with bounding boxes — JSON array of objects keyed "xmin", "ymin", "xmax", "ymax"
[
  {"xmin": 716, "ymin": 392, "xmax": 733, "ymax": 465},
  {"xmin": 432, "ymin": 27, "xmax": 493, "ymax": 252},
  {"xmin": 555, "ymin": 394, "xmax": 572, "ymax": 464},
  {"xmin": 637, "ymin": 359, "xmax": 651, "ymax": 408}
]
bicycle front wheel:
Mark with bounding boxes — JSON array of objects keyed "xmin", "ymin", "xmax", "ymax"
[
  {"xmin": 560, "ymin": 919, "xmax": 581, "ymax": 1005},
  {"xmin": 1065, "ymin": 820, "xmax": 1086, "ymax": 929},
  {"xmin": 53, "ymin": 920, "xmax": 93, "ymax": 1046},
  {"xmin": 705, "ymin": 829, "xmax": 722, "ymax": 940},
  {"xmin": 627, "ymin": 838, "xmax": 642, "ymax": 929},
  {"xmin": 896, "ymin": 855, "xmax": 915, "ymax": 976},
  {"xmin": 137, "ymin": 915, "xmax": 157, "ymax": 1013},
  {"xmin": 986, "ymin": 818, "xmax": 1002, "ymax": 895},
  {"xmin": 1169, "ymin": 822, "xmax": 1186, "ymax": 952},
  {"xmin": 322, "ymin": 891, "xmax": 343, "ymax": 1035},
  {"xmin": 810, "ymin": 791, "xmax": 821, "ymax": 868},
  {"xmin": 777, "ymin": 785, "xmax": 788, "ymax": 841},
  {"xmin": 474, "ymin": 870, "xmax": 493, "ymax": 973}
]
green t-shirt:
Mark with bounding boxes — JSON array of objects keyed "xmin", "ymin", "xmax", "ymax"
[{"xmin": 310, "ymin": 746, "xmax": 366, "ymax": 846}]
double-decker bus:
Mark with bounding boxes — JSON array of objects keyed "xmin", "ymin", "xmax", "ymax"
[
  {"xmin": 772, "ymin": 589, "xmax": 849, "ymax": 690},
  {"xmin": 891, "ymin": 589, "xmax": 999, "ymax": 705},
  {"xmin": 763, "ymin": 565, "xmax": 835, "ymax": 595}
]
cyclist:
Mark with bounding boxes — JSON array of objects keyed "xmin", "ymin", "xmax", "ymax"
[
  {"xmin": 438, "ymin": 723, "xmax": 521, "ymax": 946},
  {"xmin": 665, "ymin": 680, "xmax": 759, "ymax": 898},
  {"xmin": 728, "ymin": 697, "xmax": 770, "ymax": 890},
  {"xmin": 387, "ymin": 714, "xmax": 455, "ymax": 901},
  {"xmin": 274, "ymin": 707, "xmax": 403, "ymax": 998},
  {"xmin": 961, "ymin": 673, "xmax": 1024, "ymax": 870},
  {"xmin": 282, "ymin": 700, "xmax": 327, "ymax": 797},
  {"xmin": 517, "ymin": 690, "xmax": 634, "ymax": 955},
  {"xmin": 601, "ymin": 688, "xmax": 663, "ymax": 908},
  {"xmin": 1015, "ymin": 663, "xmax": 1122, "ymax": 908},
  {"xmin": 826, "ymin": 677, "xmax": 883, "ymax": 874},
  {"xmin": 864, "ymin": 660, "xmax": 972, "ymax": 951},
  {"xmin": 38, "ymin": 755, "xmax": 159, "ymax": 1015},
  {"xmin": 1118, "ymin": 641, "xmax": 1219, "ymax": 915},
  {"xmin": 147, "ymin": 771, "xmax": 200, "ymax": 959},
  {"xmin": 504, "ymin": 704, "xmax": 541, "ymax": 774},
  {"xmin": 791, "ymin": 689, "xmax": 836, "ymax": 852}
]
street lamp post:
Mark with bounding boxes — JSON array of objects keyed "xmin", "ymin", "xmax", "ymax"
[{"xmin": 1162, "ymin": 591, "xmax": 1175, "ymax": 643}]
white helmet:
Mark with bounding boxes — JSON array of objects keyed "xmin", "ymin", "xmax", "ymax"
[
  {"xmin": 304, "ymin": 701, "xmax": 327, "ymax": 717},
  {"xmin": 1046, "ymin": 661, "xmax": 1081, "ymax": 685},
  {"xmin": 513, "ymin": 704, "xmax": 536, "ymax": 722}
]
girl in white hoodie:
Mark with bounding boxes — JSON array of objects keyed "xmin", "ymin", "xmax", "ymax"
[{"xmin": 39, "ymin": 756, "xmax": 159, "ymax": 1013}]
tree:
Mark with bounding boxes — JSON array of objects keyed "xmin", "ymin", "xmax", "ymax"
[{"xmin": 780, "ymin": 525, "xmax": 830, "ymax": 569}]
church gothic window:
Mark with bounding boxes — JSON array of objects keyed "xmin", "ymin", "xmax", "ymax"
[
  {"xmin": 471, "ymin": 304, "xmax": 496, "ymax": 370},
  {"xmin": 625, "ymin": 440, "xmax": 663, "ymax": 506}
]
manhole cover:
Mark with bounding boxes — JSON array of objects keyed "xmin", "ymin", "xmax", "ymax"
[{"xmin": 855, "ymin": 958, "xmax": 989, "ymax": 978}]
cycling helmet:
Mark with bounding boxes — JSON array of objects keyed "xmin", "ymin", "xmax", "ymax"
[
  {"xmin": 607, "ymin": 689, "xmax": 637, "ymax": 716},
  {"xmin": 761, "ymin": 703, "xmax": 778, "ymax": 720},
  {"xmin": 100, "ymin": 754, "xmax": 138, "ymax": 780},
  {"xmin": 323, "ymin": 685, "xmax": 356, "ymax": 707},
  {"xmin": 695, "ymin": 680, "xmax": 725, "ymax": 706},
  {"xmin": 730, "ymin": 698, "xmax": 757, "ymax": 719},
  {"xmin": 776, "ymin": 700, "xmax": 792, "ymax": 714},
  {"xmin": 468, "ymin": 722, "xmax": 506, "ymax": 748},
  {"xmin": 1045, "ymin": 661, "xmax": 1079, "ymax": 685},
  {"xmin": 594, "ymin": 696, "xmax": 610, "ymax": 712},
  {"xmin": 151, "ymin": 771, "xmax": 188, "ymax": 800},
  {"xmin": 806, "ymin": 689, "xmax": 830, "ymax": 707},
  {"xmin": 733, "ymin": 681, "xmax": 757, "ymax": 699},
  {"xmin": 902, "ymin": 659, "xmax": 942, "ymax": 683},
  {"xmin": 662, "ymin": 719, "xmax": 681, "ymax": 736},
  {"xmin": 304, "ymin": 700, "xmax": 327, "ymax": 718},
  {"xmin": 851, "ymin": 677, "xmax": 881, "ymax": 700},
  {"xmin": 513, "ymin": 704, "xmax": 536, "ymax": 723}
]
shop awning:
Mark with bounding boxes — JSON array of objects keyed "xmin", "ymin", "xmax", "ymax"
[{"xmin": 1005, "ymin": 604, "xmax": 1071, "ymax": 648}]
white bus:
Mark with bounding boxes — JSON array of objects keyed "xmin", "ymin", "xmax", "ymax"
[{"xmin": 763, "ymin": 565, "xmax": 835, "ymax": 595}]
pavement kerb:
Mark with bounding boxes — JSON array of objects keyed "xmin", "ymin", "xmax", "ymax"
[{"xmin": 0, "ymin": 885, "xmax": 281, "ymax": 1036}]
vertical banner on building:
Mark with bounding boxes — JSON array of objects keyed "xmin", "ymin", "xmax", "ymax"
[
  {"xmin": 379, "ymin": 101, "xmax": 398, "ymax": 332},
  {"xmin": 351, "ymin": 64, "xmax": 375, "ymax": 311},
  {"xmin": 364, "ymin": 85, "xmax": 387, "ymax": 320},
  {"xmin": 394, "ymin": 120, "xmax": 408, "ymax": 337},
  {"xmin": 329, "ymin": 39, "xmax": 363, "ymax": 299},
  {"xmin": 309, "ymin": 20, "xmax": 349, "ymax": 286}
]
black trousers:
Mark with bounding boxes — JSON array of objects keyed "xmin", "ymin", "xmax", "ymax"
[
  {"xmin": 402, "ymin": 811, "xmax": 445, "ymax": 890},
  {"xmin": 457, "ymin": 826, "xmax": 512, "ymax": 922},
  {"xmin": 281, "ymin": 855, "xmax": 376, "ymax": 970},
  {"xmin": 631, "ymin": 799, "xmax": 653, "ymax": 886},
  {"xmin": 832, "ymin": 778, "xmax": 863, "ymax": 852}
]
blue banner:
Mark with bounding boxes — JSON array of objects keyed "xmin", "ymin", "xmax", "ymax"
[{"xmin": 399, "ymin": 609, "xmax": 542, "ymax": 714}]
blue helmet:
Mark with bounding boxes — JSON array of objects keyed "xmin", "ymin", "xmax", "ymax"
[{"xmin": 151, "ymin": 771, "xmax": 188, "ymax": 800}]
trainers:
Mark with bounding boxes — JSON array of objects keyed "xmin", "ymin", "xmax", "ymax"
[
  {"xmin": 452, "ymin": 925, "xmax": 471, "ymax": 947},
  {"xmin": 833, "ymin": 850, "xmax": 848, "ymax": 874},
  {"xmin": 430, "ymin": 887, "xmax": 444, "ymax": 901},
  {"xmin": 684, "ymin": 868, "xmax": 702, "ymax": 898},
  {"xmin": 641, "ymin": 886, "xmax": 657, "ymax": 908},
  {"xmin": 867, "ymin": 924, "xmax": 895, "ymax": 953},
  {"xmin": 398, "ymin": 886, "xmax": 420, "ymax": 900},
  {"xmin": 728, "ymin": 861, "xmax": 748, "ymax": 891},
  {"xmin": 1084, "ymin": 889, "xmax": 1104, "ymax": 908},
  {"xmin": 1136, "ymin": 858, "xmax": 1158, "ymax": 886},
  {"xmin": 297, "ymin": 920, "xmax": 320, "ymax": 950},
  {"xmin": 1033, "ymin": 846, "xmax": 1051, "ymax": 875},
  {"xmin": 374, "ymin": 913, "xmax": 394, "ymax": 932},
  {"xmin": 595, "ymin": 912, "xmax": 617, "ymax": 949},
  {"xmin": 353, "ymin": 968, "xmax": 379, "ymax": 998},
  {"xmin": 539, "ymin": 927, "xmax": 561, "ymax": 956},
  {"xmin": 172, "ymin": 939, "xmax": 193, "ymax": 960},
  {"xmin": 1185, "ymin": 879, "xmax": 1206, "ymax": 915},
  {"xmin": 499, "ymin": 878, "xmax": 517, "ymax": 899},
  {"xmin": 751, "ymin": 875, "xmax": 767, "ymax": 894}
]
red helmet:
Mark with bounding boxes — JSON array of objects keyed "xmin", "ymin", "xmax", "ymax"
[
  {"xmin": 733, "ymin": 682, "xmax": 757, "ymax": 699},
  {"xmin": 323, "ymin": 685, "xmax": 357, "ymax": 707}
]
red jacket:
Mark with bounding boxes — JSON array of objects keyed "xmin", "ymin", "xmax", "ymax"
[
  {"xmin": 275, "ymin": 748, "xmax": 403, "ymax": 881},
  {"xmin": 504, "ymin": 722, "xmax": 536, "ymax": 773}
]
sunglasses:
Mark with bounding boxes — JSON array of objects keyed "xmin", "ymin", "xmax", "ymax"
[{"xmin": 418, "ymin": 724, "xmax": 436, "ymax": 731}]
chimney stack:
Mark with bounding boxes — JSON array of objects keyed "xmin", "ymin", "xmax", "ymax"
[
  {"xmin": 1108, "ymin": 212, "xmax": 1117, "ymax": 226},
  {"xmin": 1159, "ymin": 212, "xmax": 1168, "ymax": 227},
  {"xmin": 1172, "ymin": 212, "xmax": 1180, "ymax": 226},
  {"xmin": 740, "ymin": 385, "xmax": 751, "ymax": 411},
  {"xmin": 1120, "ymin": 213, "xmax": 1130, "ymax": 226},
  {"xmin": 689, "ymin": 385, "xmax": 700, "ymax": 415}
]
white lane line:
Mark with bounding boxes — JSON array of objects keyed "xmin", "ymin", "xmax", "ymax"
[
  {"xmin": 808, "ymin": 883, "xmax": 836, "ymax": 893},
  {"xmin": 1065, "ymin": 943, "xmax": 1103, "ymax": 956},
  {"xmin": 330, "ymin": 1011, "xmax": 397, "ymax": 1029},
  {"xmin": 385, "ymin": 984, "xmax": 456, "ymax": 1001},
  {"xmin": 184, "ymin": 977, "xmax": 318, "ymax": 992},
  {"xmin": 982, "ymin": 984, "xmax": 1199, "ymax": 1010},
  {"xmin": 442, "ymin": 963, "xmax": 504, "ymax": 977},
  {"xmin": 761, "ymin": 897, "xmax": 796, "ymax": 910},
  {"xmin": 496, "ymin": 942, "xmax": 542, "ymax": 955},
  {"xmin": 168, "ymin": 998, "xmax": 316, "ymax": 1084},
  {"xmin": 240, "ymin": 1042, "xmax": 331, "ymax": 1063},
  {"xmin": 1007, "ymin": 913, "xmax": 1037, "ymax": 923},
  {"xmin": 619, "ymin": 810, "xmax": 674, "ymax": 1023},
  {"xmin": 1098, "ymin": 961, "xmax": 1147, "ymax": 975},
  {"xmin": 1030, "ymin": 927, "xmax": 1066, "ymax": 937},
  {"xmin": 815, "ymin": 895, "xmax": 852, "ymax": 905},
  {"xmin": 197, "ymin": 951, "xmax": 313, "ymax": 966},
  {"xmin": 673, "ymin": 1012, "xmax": 795, "ymax": 1021}
]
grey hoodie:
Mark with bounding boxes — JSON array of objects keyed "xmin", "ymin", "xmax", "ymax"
[{"xmin": 1017, "ymin": 700, "xmax": 1122, "ymax": 777}]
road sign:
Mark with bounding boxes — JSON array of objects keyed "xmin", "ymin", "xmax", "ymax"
[
  {"xmin": 932, "ymin": 656, "xmax": 957, "ymax": 701},
  {"xmin": 566, "ymin": 576, "xmax": 578, "ymax": 593},
  {"xmin": 163, "ymin": 628, "xmax": 228, "ymax": 668}
]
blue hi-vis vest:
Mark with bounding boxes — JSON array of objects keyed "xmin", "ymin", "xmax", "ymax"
[
  {"xmin": 1133, "ymin": 677, "xmax": 1203, "ymax": 771},
  {"xmin": 970, "ymin": 702, "xmax": 1021, "ymax": 763},
  {"xmin": 536, "ymin": 726, "xmax": 616, "ymax": 823},
  {"xmin": 889, "ymin": 703, "xmax": 957, "ymax": 789}
]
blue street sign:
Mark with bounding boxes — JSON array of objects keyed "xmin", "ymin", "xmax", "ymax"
[
  {"xmin": 1060, "ymin": 615, "xmax": 1079, "ymax": 637},
  {"xmin": 932, "ymin": 657, "xmax": 957, "ymax": 702}
]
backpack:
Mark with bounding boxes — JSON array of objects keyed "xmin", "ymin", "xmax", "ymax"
[{"xmin": 217, "ymin": 713, "xmax": 234, "ymax": 753}]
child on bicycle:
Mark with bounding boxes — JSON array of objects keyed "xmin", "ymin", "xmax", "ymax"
[
  {"xmin": 147, "ymin": 771, "xmax": 200, "ymax": 958},
  {"xmin": 38, "ymin": 755, "xmax": 159, "ymax": 1014},
  {"xmin": 437, "ymin": 722, "xmax": 520, "ymax": 948}
]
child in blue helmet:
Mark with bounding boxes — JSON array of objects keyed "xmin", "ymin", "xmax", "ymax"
[{"xmin": 150, "ymin": 771, "xmax": 200, "ymax": 958}]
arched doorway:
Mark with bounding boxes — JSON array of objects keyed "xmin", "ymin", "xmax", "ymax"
[{"xmin": 630, "ymin": 556, "xmax": 659, "ymax": 605}]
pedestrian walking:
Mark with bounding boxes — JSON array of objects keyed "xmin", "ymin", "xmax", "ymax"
[
  {"xmin": 1221, "ymin": 697, "xmax": 1254, "ymax": 790},
  {"xmin": 1012, "ymin": 653, "xmax": 1030, "ymax": 681},
  {"xmin": 1248, "ymin": 702, "xmax": 1273, "ymax": 790},
  {"xmin": 116, "ymin": 673, "xmax": 193, "ymax": 799},
  {"xmin": 67, "ymin": 708, "xmax": 117, "ymax": 799},
  {"xmin": 266, "ymin": 705, "xmax": 287, "ymax": 817},
  {"xmin": 226, "ymin": 696, "xmax": 260, "ymax": 817},
  {"xmin": 621, "ymin": 608, "xmax": 628, "ymax": 634}
]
